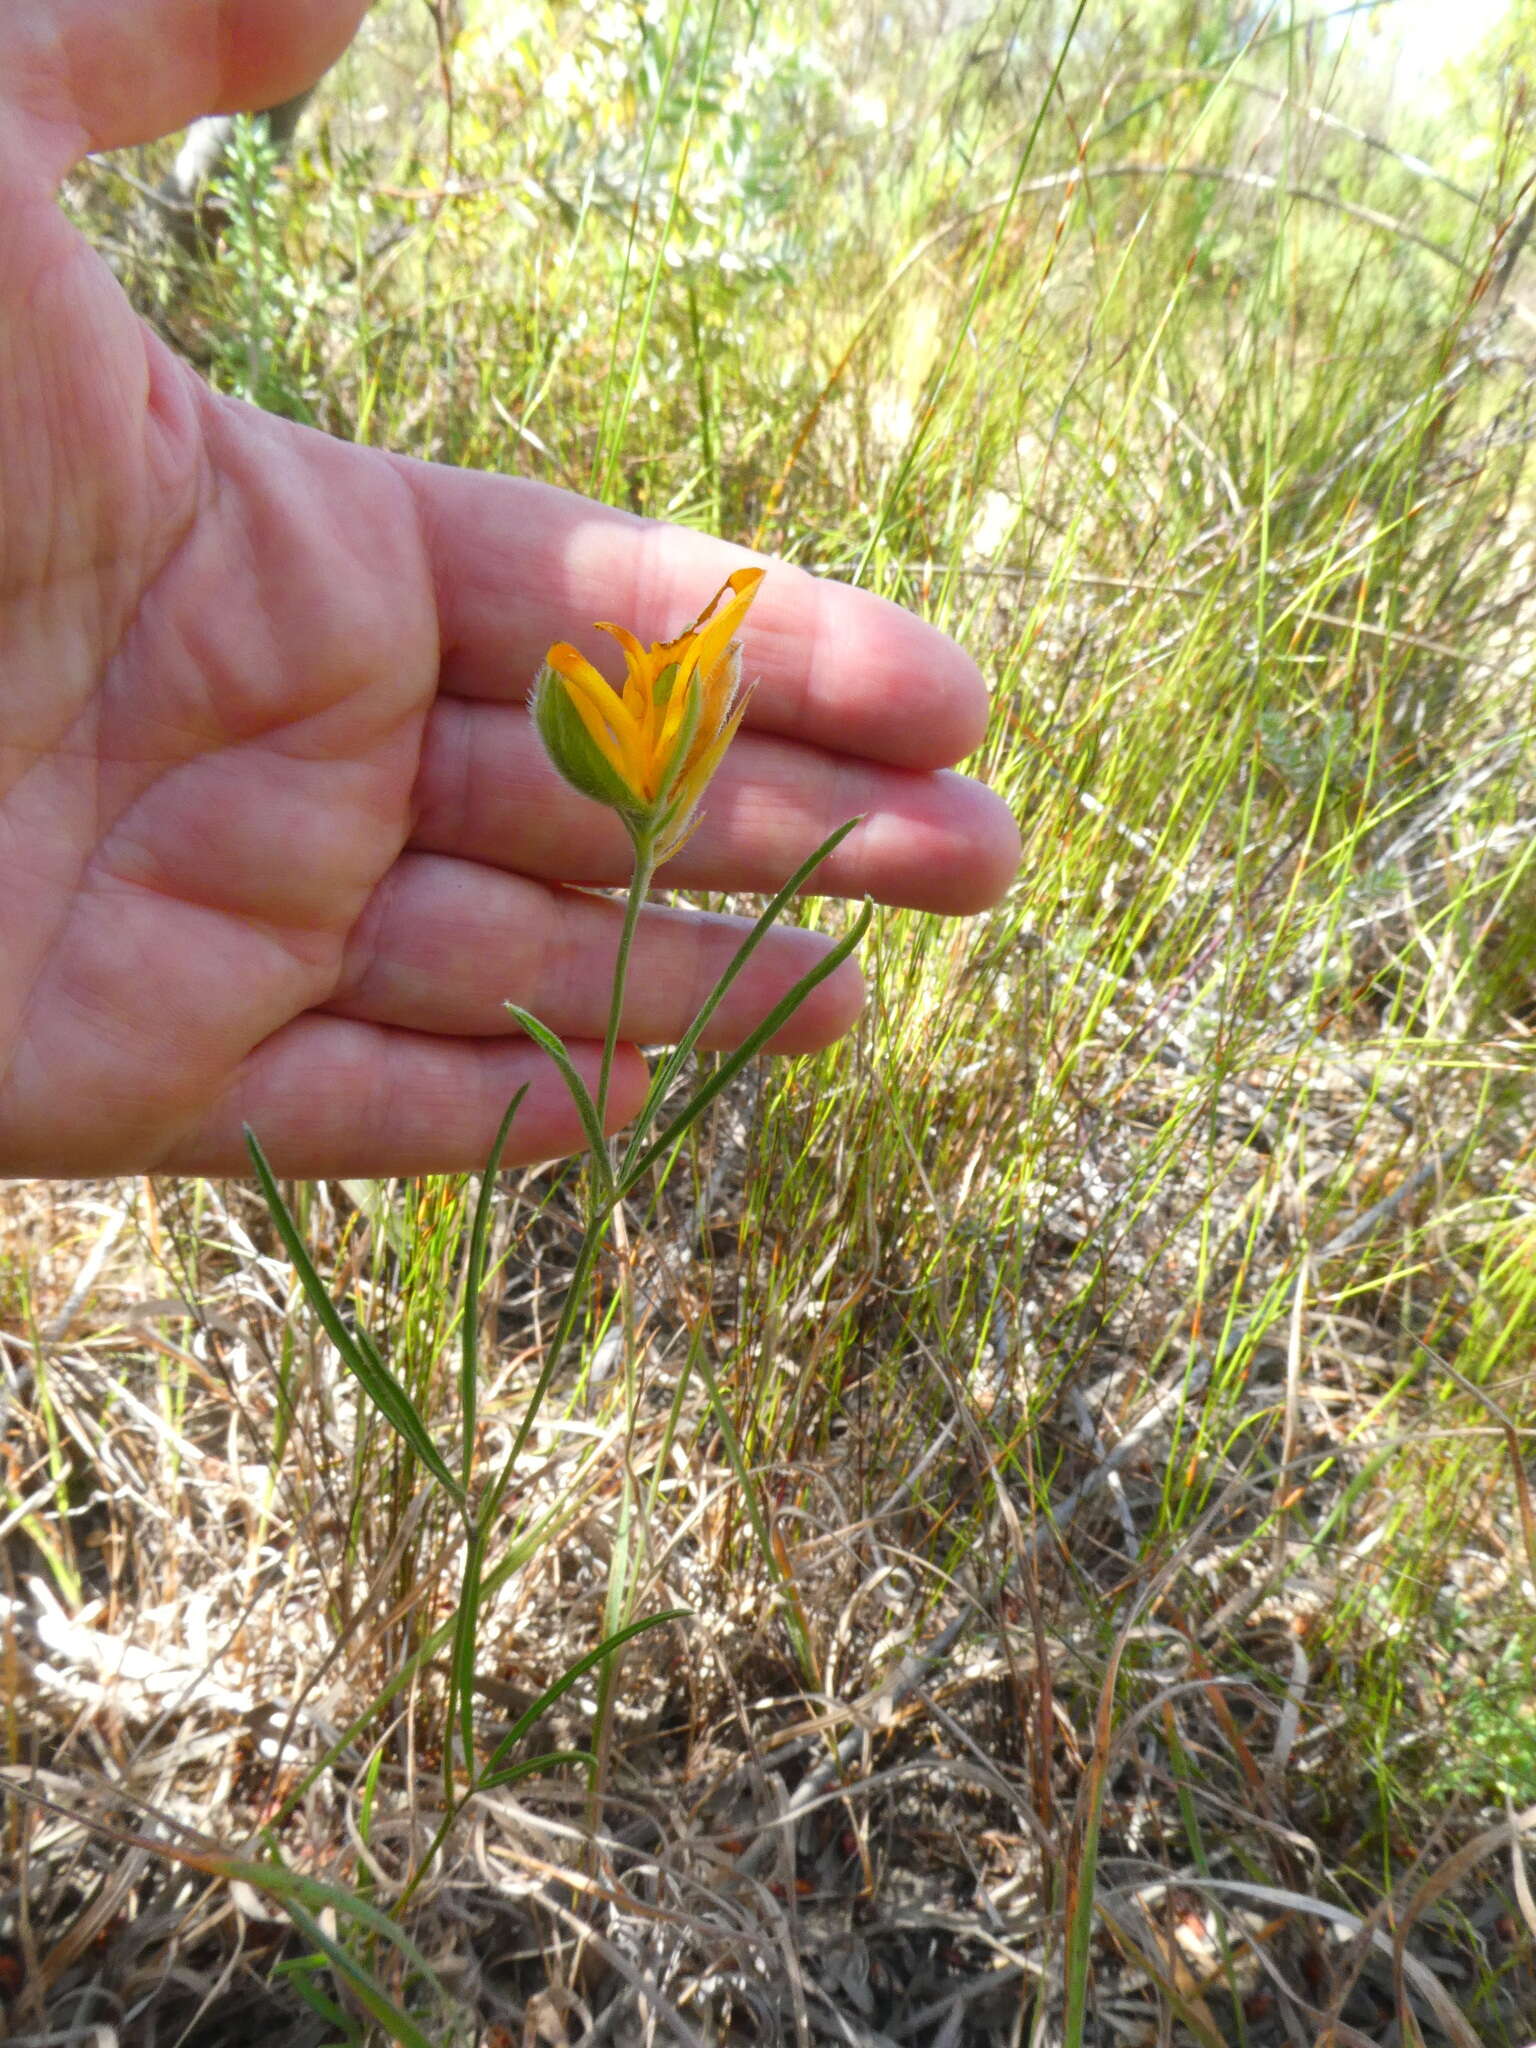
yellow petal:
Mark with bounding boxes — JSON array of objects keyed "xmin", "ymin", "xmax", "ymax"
[
  {"xmin": 684, "ymin": 565, "xmax": 764, "ymax": 641},
  {"xmin": 695, "ymin": 567, "xmax": 765, "ymax": 658},
  {"xmin": 537, "ymin": 569, "xmax": 763, "ymax": 838},
  {"xmin": 657, "ymin": 665, "xmax": 700, "ymax": 757},
  {"xmin": 545, "ymin": 642, "xmax": 614, "ymax": 701},
  {"xmin": 546, "ymin": 644, "xmax": 648, "ymax": 795},
  {"xmin": 653, "ymin": 690, "xmax": 756, "ymax": 866},
  {"xmin": 670, "ymin": 568, "xmax": 763, "ymax": 730},
  {"xmin": 596, "ymin": 621, "xmax": 660, "ymax": 728},
  {"xmin": 556, "ymin": 687, "xmax": 634, "ymax": 791}
]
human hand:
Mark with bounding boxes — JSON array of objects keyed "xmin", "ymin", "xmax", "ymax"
[{"xmin": 0, "ymin": 0, "xmax": 1019, "ymax": 1177}]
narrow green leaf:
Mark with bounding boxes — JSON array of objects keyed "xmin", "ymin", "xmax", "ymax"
[
  {"xmin": 217, "ymin": 1854, "xmax": 446, "ymax": 2046},
  {"xmin": 243, "ymin": 1128, "xmax": 464, "ymax": 1505},
  {"xmin": 502, "ymin": 1006, "xmax": 612, "ymax": 1186},
  {"xmin": 278, "ymin": 1896, "xmax": 437, "ymax": 2048},
  {"xmin": 217, "ymin": 1855, "xmax": 441, "ymax": 1971},
  {"xmin": 480, "ymin": 1608, "xmax": 687, "ymax": 1782},
  {"xmin": 269, "ymin": 1473, "xmax": 601, "ymax": 1830},
  {"xmin": 589, "ymin": 1479, "xmax": 637, "ymax": 1795},
  {"xmin": 272, "ymin": 1961, "xmax": 352, "ymax": 2036},
  {"xmin": 622, "ymin": 897, "xmax": 874, "ymax": 1190},
  {"xmin": 451, "ymin": 1524, "xmax": 486, "ymax": 1784},
  {"xmin": 622, "ymin": 818, "xmax": 863, "ymax": 1174},
  {"xmin": 478, "ymin": 1747, "xmax": 595, "ymax": 1793}
]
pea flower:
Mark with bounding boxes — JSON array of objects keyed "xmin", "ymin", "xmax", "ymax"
[{"xmin": 532, "ymin": 566, "xmax": 764, "ymax": 864}]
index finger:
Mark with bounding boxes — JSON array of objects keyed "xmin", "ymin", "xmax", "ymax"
[
  {"xmin": 398, "ymin": 462, "xmax": 993, "ymax": 773},
  {"xmin": 1, "ymin": 0, "xmax": 367, "ymax": 172}
]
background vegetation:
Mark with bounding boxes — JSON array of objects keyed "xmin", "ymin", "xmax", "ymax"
[{"xmin": 5, "ymin": 0, "xmax": 1536, "ymax": 2040}]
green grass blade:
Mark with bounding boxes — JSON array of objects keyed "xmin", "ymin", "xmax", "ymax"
[
  {"xmin": 273, "ymin": 1960, "xmax": 354, "ymax": 2038},
  {"xmin": 461, "ymin": 1086, "xmax": 527, "ymax": 1491},
  {"xmin": 270, "ymin": 1476, "xmax": 601, "ymax": 1830},
  {"xmin": 277, "ymin": 1897, "xmax": 436, "ymax": 2048},
  {"xmin": 478, "ymin": 1747, "xmax": 594, "ymax": 1792},
  {"xmin": 692, "ymin": 1349, "xmax": 814, "ymax": 1680},
  {"xmin": 216, "ymin": 1854, "xmax": 445, "ymax": 2047},
  {"xmin": 244, "ymin": 1127, "xmax": 463, "ymax": 1506}
]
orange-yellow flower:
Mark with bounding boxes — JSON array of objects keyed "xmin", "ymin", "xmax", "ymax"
[{"xmin": 532, "ymin": 567, "xmax": 764, "ymax": 863}]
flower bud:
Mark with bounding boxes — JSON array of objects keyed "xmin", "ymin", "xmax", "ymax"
[{"xmin": 532, "ymin": 567, "xmax": 764, "ymax": 863}]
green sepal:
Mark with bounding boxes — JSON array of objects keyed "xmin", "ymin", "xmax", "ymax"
[
  {"xmin": 531, "ymin": 665, "xmax": 645, "ymax": 819},
  {"xmin": 650, "ymin": 661, "xmax": 681, "ymax": 715},
  {"xmin": 653, "ymin": 668, "xmax": 704, "ymax": 809}
]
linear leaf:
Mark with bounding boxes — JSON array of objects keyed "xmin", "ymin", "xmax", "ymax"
[
  {"xmin": 622, "ymin": 898, "xmax": 874, "ymax": 1189},
  {"xmin": 503, "ymin": 1005, "xmax": 611, "ymax": 1185},
  {"xmin": 244, "ymin": 1128, "xmax": 463, "ymax": 1504},
  {"xmin": 451, "ymin": 1524, "xmax": 486, "ymax": 1783},
  {"xmin": 480, "ymin": 1608, "xmax": 687, "ymax": 1783},
  {"xmin": 477, "ymin": 1747, "xmax": 594, "ymax": 1793},
  {"xmin": 278, "ymin": 1896, "xmax": 437, "ymax": 2048},
  {"xmin": 217, "ymin": 1854, "xmax": 446, "ymax": 2046},
  {"xmin": 623, "ymin": 817, "xmax": 863, "ymax": 1169}
]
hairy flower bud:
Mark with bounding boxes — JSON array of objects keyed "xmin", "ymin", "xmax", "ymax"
[{"xmin": 531, "ymin": 567, "xmax": 764, "ymax": 863}]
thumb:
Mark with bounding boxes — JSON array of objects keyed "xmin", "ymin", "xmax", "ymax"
[{"xmin": 1, "ymin": 0, "xmax": 369, "ymax": 173}]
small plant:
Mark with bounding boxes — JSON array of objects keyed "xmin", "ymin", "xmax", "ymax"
[{"xmin": 239, "ymin": 568, "xmax": 866, "ymax": 2031}]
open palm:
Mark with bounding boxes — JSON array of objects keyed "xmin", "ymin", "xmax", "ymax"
[{"xmin": 0, "ymin": 0, "xmax": 1018, "ymax": 1176}]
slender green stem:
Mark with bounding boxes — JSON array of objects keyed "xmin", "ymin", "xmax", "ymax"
[
  {"xmin": 597, "ymin": 833, "xmax": 656, "ymax": 1137},
  {"xmin": 414, "ymin": 837, "xmax": 659, "ymax": 1903},
  {"xmin": 585, "ymin": 835, "xmax": 655, "ymax": 1852},
  {"xmin": 440, "ymin": 836, "xmax": 655, "ymax": 1834}
]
